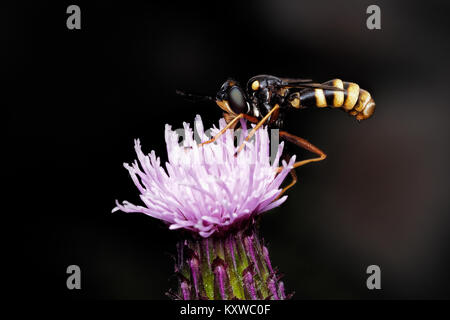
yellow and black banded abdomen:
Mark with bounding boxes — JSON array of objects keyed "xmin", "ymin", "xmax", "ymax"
[{"xmin": 290, "ymin": 79, "xmax": 376, "ymax": 120}]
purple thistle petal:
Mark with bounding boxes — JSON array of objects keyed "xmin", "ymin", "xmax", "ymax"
[
  {"xmin": 258, "ymin": 196, "xmax": 288, "ymax": 214},
  {"xmin": 212, "ymin": 258, "xmax": 228, "ymax": 299},
  {"xmin": 278, "ymin": 281, "xmax": 286, "ymax": 300},
  {"xmin": 189, "ymin": 255, "xmax": 200, "ymax": 298},
  {"xmin": 114, "ymin": 115, "xmax": 294, "ymax": 237},
  {"xmin": 263, "ymin": 245, "xmax": 273, "ymax": 274},
  {"xmin": 204, "ymin": 238, "xmax": 211, "ymax": 268},
  {"xmin": 180, "ymin": 280, "xmax": 190, "ymax": 300},
  {"xmin": 226, "ymin": 236, "xmax": 237, "ymax": 272},
  {"xmin": 243, "ymin": 267, "xmax": 258, "ymax": 299},
  {"xmin": 244, "ymin": 235, "xmax": 260, "ymax": 275},
  {"xmin": 268, "ymin": 276, "xmax": 279, "ymax": 300}
]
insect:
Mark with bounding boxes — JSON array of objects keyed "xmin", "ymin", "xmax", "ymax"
[{"xmin": 177, "ymin": 75, "xmax": 375, "ymax": 197}]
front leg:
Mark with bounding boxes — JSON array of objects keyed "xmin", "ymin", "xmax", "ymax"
[
  {"xmin": 199, "ymin": 113, "xmax": 258, "ymax": 146},
  {"xmin": 235, "ymin": 104, "xmax": 281, "ymax": 155}
]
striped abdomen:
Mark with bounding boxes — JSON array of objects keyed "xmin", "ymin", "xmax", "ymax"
[{"xmin": 289, "ymin": 79, "xmax": 376, "ymax": 120}]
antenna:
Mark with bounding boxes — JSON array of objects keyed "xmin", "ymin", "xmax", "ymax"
[{"xmin": 176, "ymin": 90, "xmax": 214, "ymax": 102}]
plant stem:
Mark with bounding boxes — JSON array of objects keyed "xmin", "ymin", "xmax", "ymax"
[{"xmin": 170, "ymin": 225, "xmax": 289, "ymax": 300}]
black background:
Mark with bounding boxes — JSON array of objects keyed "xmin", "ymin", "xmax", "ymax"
[{"xmin": 4, "ymin": 0, "xmax": 450, "ymax": 299}]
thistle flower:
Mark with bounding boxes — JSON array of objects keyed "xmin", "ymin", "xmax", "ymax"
[
  {"xmin": 113, "ymin": 115, "xmax": 295, "ymax": 299},
  {"xmin": 114, "ymin": 115, "xmax": 294, "ymax": 237}
]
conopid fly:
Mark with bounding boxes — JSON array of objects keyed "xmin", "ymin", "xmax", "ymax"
[{"xmin": 177, "ymin": 75, "xmax": 375, "ymax": 196}]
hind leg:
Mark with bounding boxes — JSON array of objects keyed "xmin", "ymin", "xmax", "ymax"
[
  {"xmin": 276, "ymin": 130, "xmax": 327, "ymax": 171},
  {"xmin": 275, "ymin": 168, "xmax": 298, "ymax": 200}
]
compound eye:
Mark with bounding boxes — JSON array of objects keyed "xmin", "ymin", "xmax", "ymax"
[
  {"xmin": 228, "ymin": 86, "xmax": 247, "ymax": 114},
  {"xmin": 251, "ymin": 80, "xmax": 260, "ymax": 91}
]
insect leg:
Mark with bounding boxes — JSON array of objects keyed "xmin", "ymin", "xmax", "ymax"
[
  {"xmin": 276, "ymin": 130, "xmax": 327, "ymax": 170},
  {"xmin": 199, "ymin": 113, "xmax": 258, "ymax": 146},
  {"xmin": 235, "ymin": 104, "xmax": 280, "ymax": 155},
  {"xmin": 275, "ymin": 167, "xmax": 298, "ymax": 200}
]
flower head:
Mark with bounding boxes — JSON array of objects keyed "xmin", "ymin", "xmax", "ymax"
[{"xmin": 113, "ymin": 115, "xmax": 295, "ymax": 237}]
